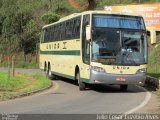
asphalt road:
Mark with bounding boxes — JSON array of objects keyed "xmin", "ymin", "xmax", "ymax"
[{"xmin": 0, "ymin": 68, "xmax": 150, "ymax": 114}]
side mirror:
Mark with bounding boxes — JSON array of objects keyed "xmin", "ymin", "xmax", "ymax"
[{"xmin": 86, "ymin": 25, "xmax": 91, "ymax": 41}]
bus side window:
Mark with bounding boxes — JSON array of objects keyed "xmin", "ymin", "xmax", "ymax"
[
  {"xmin": 66, "ymin": 21, "xmax": 73, "ymax": 39},
  {"xmin": 57, "ymin": 25, "xmax": 60, "ymax": 41},
  {"xmin": 62, "ymin": 22, "xmax": 66, "ymax": 40},
  {"xmin": 66, "ymin": 21, "xmax": 69, "ymax": 39},
  {"xmin": 59, "ymin": 24, "xmax": 63, "ymax": 40},
  {"xmin": 45, "ymin": 28, "xmax": 49, "ymax": 42},
  {"xmin": 82, "ymin": 14, "xmax": 90, "ymax": 64},
  {"xmin": 52, "ymin": 26, "xmax": 55, "ymax": 41},
  {"xmin": 73, "ymin": 19, "xmax": 76, "ymax": 38},
  {"xmin": 73, "ymin": 17, "xmax": 81, "ymax": 38},
  {"xmin": 54, "ymin": 25, "xmax": 58, "ymax": 41},
  {"xmin": 48, "ymin": 28, "xmax": 52, "ymax": 42},
  {"xmin": 41, "ymin": 29, "xmax": 46, "ymax": 43}
]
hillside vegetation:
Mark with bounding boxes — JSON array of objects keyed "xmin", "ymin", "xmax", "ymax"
[
  {"xmin": 0, "ymin": 0, "xmax": 160, "ymax": 56},
  {"xmin": 0, "ymin": 0, "xmax": 160, "ymax": 75},
  {"xmin": 148, "ymin": 46, "xmax": 160, "ymax": 79},
  {"xmin": 0, "ymin": 0, "xmax": 75, "ymax": 59}
]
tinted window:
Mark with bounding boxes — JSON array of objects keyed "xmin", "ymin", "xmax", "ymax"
[
  {"xmin": 41, "ymin": 30, "xmax": 45, "ymax": 43},
  {"xmin": 66, "ymin": 21, "xmax": 73, "ymax": 39},
  {"xmin": 45, "ymin": 28, "xmax": 49, "ymax": 42},
  {"xmin": 93, "ymin": 15, "xmax": 145, "ymax": 30},
  {"xmin": 73, "ymin": 17, "xmax": 81, "ymax": 38},
  {"xmin": 82, "ymin": 14, "xmax": 90, "ymax": 64},
  {"xmin": 42, "ymin": 16, "xmax": 81, "ymax": 43}
]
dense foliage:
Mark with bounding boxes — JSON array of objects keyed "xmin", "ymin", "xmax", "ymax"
[
  {"xmin": 0, "ymin": 0, "xmax": 72, "ymax": 58},
  {"xmin": 0, "ymin": 0, "xmax": 160, "ymax": 59}
]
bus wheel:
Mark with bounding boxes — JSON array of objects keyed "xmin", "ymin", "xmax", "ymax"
[
  {"xmin": 76, "ymin": 72, "xmax": 86, "ymax": 91},
  {"xmin": 44, "ymin": 62, "xmax": 47, "ymax": 72},
  {"xmin": 47, "ymin": 64, "xmax": 55, "ymax": 80},
  {"xmin": 120, "ymin": 85, "xmax": 128, "ymax": 91}
]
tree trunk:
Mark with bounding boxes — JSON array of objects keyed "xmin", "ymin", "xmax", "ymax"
[
  {"xmin": 36, "ymin": 42, "xmax": 38, "ymax": 63},
  {"xmin": 49, "ymin": 0, "xmax": 52, "ymax": 9},
  {"xmin": 24, "ymin": 51, "xmax": 26, "ymax": 62},
  {"xmin": 87, "ymin": 0, "xmax": 96, "ymax": 10},
  {"xmin": 0, "ymin": 54, "xmax": 3, "ymax": 63},
  {"xmin": 8, "ymin": 57, "xmax": 11, "ymax": 80}
]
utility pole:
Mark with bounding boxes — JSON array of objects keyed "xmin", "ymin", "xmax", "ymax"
[{"xmin": 12, "ymin": 56, "xmax": 15, "ymax": 77}]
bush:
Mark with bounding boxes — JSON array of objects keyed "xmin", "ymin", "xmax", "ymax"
[{"xmin": 41, "ymin": 11, "xmax": 60, "ymax": 24}]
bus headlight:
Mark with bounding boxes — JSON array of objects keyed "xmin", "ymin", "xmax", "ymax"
[
  {"xmin": 136, "ymin": 68, "xmax": 147, "ymax": 74},
  {"xmin": 91, "ymin": 66, "xmax": 106, "ymax": 72}
]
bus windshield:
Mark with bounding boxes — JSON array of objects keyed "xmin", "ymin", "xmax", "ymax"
[{"xmin": 92, "ymin": 15, "xmax": 147, "ymax": 66}]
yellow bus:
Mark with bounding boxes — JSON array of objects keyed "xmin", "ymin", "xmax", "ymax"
[{"xmin": 40, "ymin": 11, "xmax": 148, "ymax": 91}]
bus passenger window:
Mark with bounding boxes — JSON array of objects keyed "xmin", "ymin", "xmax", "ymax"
[
  {"xmin": 41, "ymin": 30, "xmax": 46, "ymax": 43},
  {"xmin": 55, "ymin": 26, "xmax": 59, "ymax": 41},
  {"xmin": 82, "ymin": 14, "xmax": 90, "ymax": 64},
  {"xmin": 45, "ymin": 29, "xmax": 49, "ymax": 42},
  {"xmin": 57, "ymin": 25, "xmax": 60, "ymax": 40},
  {"xmin": 48, "ymin": 28, "xmax": 52, "ymax": 41},
  {"xmin": 73, "ymin": 17, "xmax": 81, "ymax": 38},
  {"xmin": 66, "ymin": 21, "xmax": 73, "ymax": 39},
  {"xmin": 59, "ymin": 24, "xmax": 63, "ymax": 40},
  {"xmin": 52, "ymin": 26, "xmax": 55, "ymax": 41}
]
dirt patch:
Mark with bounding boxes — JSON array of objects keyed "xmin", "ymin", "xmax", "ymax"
[
  {"xmin": 0, "ymin": 74, "xmax": 42, "ymax": 102},
  {"xmin": 16, "ymin": 75, "xmax": 38, "ymax": 92},
  {"xmin": 67, "ymin": 0, "xmax": 78, "ymax": 9}
]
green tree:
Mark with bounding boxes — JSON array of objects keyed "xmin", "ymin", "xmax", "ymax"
[{"xmin": 41, "ymin": 11, "xmax": 60, "ymax": 24}]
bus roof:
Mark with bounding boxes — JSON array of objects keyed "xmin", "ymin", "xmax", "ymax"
[{"xmin": 42, "ymin": 10, "xmax": 142, "ymax": 29}]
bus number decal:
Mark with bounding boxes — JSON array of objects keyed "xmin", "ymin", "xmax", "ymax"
[
  {"xmin": 46, "ymin": 43, "xmax": 61, "ymax": 50},
  {"xmin": 63, "ymin": 42, "xmax": 67, "ymax": 49}
]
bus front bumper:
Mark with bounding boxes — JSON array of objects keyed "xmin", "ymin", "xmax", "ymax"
[{"xmin": 90, "ymin": 70, "xmax": 146, "ymax": 86}]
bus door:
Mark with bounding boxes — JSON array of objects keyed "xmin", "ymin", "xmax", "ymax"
[{"xmin": 82, "ymin": 14, "xmax": 91, "ymax": 82}]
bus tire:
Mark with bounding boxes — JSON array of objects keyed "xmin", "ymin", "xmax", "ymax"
[
  {"xmin": 120, "ymin": 85, "xmax": 128, "ymax": 91},
  {"xmin": 47, "ymin": 64, "xmax": 55, "ymax": 80},
  {"xmin": 44, "ymin": 62, "xmax": 47, "ymax": 72},
  {"xmin": 76, "ymin": 72, "xmax": 86, "ymax": 91}
]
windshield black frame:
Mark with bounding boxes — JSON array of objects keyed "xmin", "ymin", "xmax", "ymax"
[{"xmin": 92, "ymin": 14, "xmax": 146, "ymax": 30}]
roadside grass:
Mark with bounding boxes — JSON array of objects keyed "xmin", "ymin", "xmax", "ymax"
[
  {"xmin": 147, "ymin": 45, "xmax": 160, "ymax": 96},
  {"xmin": 154, "ymin": 89, "xmax": 160, "ymax": 97},
  {"xmin": 16, "ymin": 61, "xmax": 39, "ymax": 69},
  {"xmin": 147, "ymin": 46, "xmax": 160, "ymax": 79},
  {"xmin": 0, "ymin": 61, "xmax": 39, "ymax": 69},
  {"xmin": 0, "ymin": 72, "xmax": 52, "ymax": 101}
]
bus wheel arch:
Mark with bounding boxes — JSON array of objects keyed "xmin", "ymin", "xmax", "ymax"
[
  {"xmin": 47, "ymin": 62, "xmax": 55, "ymax": 80},
  {"xmin": 75, "ymin": 65, "xmax": 80, "ymax": 81},
  {"xmin": 44, "ymin": 61, "xmax": 47, "ymax": 71},
  {"xmin": 75, "ymin": 65, "xmax": 86, "ymax": 91}
]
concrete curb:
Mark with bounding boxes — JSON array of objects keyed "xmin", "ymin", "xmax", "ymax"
[
  {"xmin": 20, "ymin": 82, "xmax": 53, "ymax": 97},
  {"xmin": 9, "ymin": 82, "xmax": 53, "ymax": 99},
  {"xmin": 145, "ymin": 76, "xmax": 159, "ymax": 90}
]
